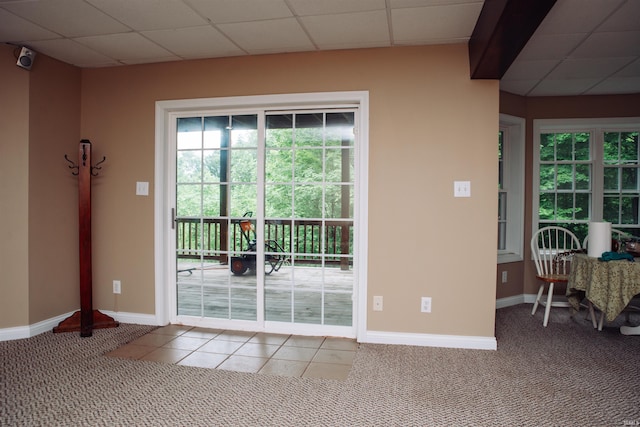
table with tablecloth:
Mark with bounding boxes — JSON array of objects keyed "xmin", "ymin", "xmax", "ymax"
[{"xmin": 567, "ymin": 253, "xmax": 640, "ymax": 323}]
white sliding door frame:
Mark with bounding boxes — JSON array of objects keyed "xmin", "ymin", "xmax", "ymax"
[{"xmin": 154, "ymin": 92, "xmax": 369, "ymax": 339}]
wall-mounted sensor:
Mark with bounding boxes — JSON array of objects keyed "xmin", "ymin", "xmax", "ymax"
[{"xmin": 16, "ymin": 47, "xmax": 36, "ymax": 70}]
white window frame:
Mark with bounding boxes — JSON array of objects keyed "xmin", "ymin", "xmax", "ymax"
[
  {"xmin": 498, "ymin": 114, "xmax": 525, "ymax": 264},
  {"xmin": 532, "ymin": 117, "xmax": 640, "ymax": 236}
]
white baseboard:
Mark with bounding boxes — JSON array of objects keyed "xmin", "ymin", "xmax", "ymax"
[
  {"xmin": 496, "ymin": 294, "xmax": 526, "ymax": 309},
  {"xmin": 0, "ymin": 310, "xmax": 162, "ymax": 342},
  {"xmin": 361, "ymin": 330, "xmax": 497, "ymax": 350},
  {"xmin": 101, "ymin": 310, "xmax": 162, "ymax": 327},
  {"xmin": 498, "ymin": 294, "xmax": 574, "ymax": 310},
  {"xmin": 0, "ymin": 311, "xmax": 75, "ymax": 341}
]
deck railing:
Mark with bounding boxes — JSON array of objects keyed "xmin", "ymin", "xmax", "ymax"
[{"xmin": 176, "ymin": 217, "xmax": 353, "ymax": 268}]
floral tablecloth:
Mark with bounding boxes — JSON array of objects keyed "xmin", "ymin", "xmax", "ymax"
[{"xmin": 567, "ymin": 253, "xmax": 640, "ymax": 322}]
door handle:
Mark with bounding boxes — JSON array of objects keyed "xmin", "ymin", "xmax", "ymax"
[{"xmin": 171, "ymin": 208, "xmax": 176, "ymax": 230}]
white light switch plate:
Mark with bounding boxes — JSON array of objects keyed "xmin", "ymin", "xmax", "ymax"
[
  {"xmin": 454, "ymin": 181, "xmax": 471, "ymax": 197},
  {"xmin": 136, "ymin": 181, "xmax": 149, "ymax": 196}
]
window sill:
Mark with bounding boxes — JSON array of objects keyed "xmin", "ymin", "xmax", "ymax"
[{"xmin": 498, "ymin": 252, "xmax": 523, "ymax": 264}]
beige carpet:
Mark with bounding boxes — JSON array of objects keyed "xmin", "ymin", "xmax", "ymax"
[{"xmin": 1, "ymin": 305, "xmax": 639, "ymax": 426}]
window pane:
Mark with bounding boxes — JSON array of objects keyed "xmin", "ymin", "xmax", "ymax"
[
  {"xmin": 603, "ymin": 132, "xmax": 620, "ymax": 163},
  {"xmin": 177, "ymin": 184, "xmax": 201, "ymax": 217},
  {"xmin": 325, "ymin": 148, "xmax": 354, "ymax": 184},
  {"xmin": 265, "ymin": 149, "xmax": 292, "ymax": 183},
  {"xmin": 265, "ymin": 184, "xmax": 292, "ymax": 218},
  {"xmin": 266, "ymin": 114, "xmax": 293, "ymax": 148},
  {"xmin": 621, "ymin": 197, "xmax": 639, "ymax": 224},
  {"xmin": 295, "ymin": 149, "xmax": 323, "ymax": 182},
  {"xmin": 498, "ymin": 192, "xmax": 507, "ymax": 221},
  {"xmin": 620, "ymin": 132, "xmax": 638, "ymax": 163},
  {"xmin": 177, "ymin": 151, "xmax": 202, "ymax": 183},
  {"xmin": 229, "ymin": 184, "xmax": 257, "ymax": 217},
  {"xmin": 540, "ymin": 134, "xmax": 555, "ymax": 161},
  {"xmin": 294, "ymin": 185, "xmax": 323, "ymax": 218},
  {"xmin": 603, "ymin": 196, "xmax": 619, "ymax": 223},
  {"xmin": 622, "ymin": 167, "xmax": 638, "ymax": 191},
  {"xmin": 498, "ymin": 222, "xmax": 506, "ymax": 250},
  {"xmin": 203, "ymin": 116, "xmax": 227, "ymax": 149},
  {"xmin": 575, "ymin": 164, "xmax": 590, "ymax": 190},
  {"xmin": 575, "ymin": 193, "xmax": 590, "ymax": 220},
  {"xmin": 202, "ymin": 150, "xmax": 221, "ymax": 182},
  {"xmin": 539, "ymin": 193, "xmax": 555, "ymax": 220},
  {"xmin": 557, "ymin": 193, "xmax": 574, "ymax": 220},
  {"xmin": 177, "ymin": 117, "xmax": 202, "ymax": 150},
  {"xmin": 556, "ymin": 133, "xmax": 573, "ymax": 161},
  {"xmin": 228, "ymin": 115, "xmax": 257, "ymax": 149},
  {"xmin": 604, "ymin": 167, "xmax": 619, "ymax": 191},
  {"xmin": 556, "ymin": 164, "xmax": 573, "ymax": 190},
  {"xmin": 295, "ymin": 113, "xmax": 323, "ymax": 147},
  {"xmin": 325, "ymin": 184, "xmax": 353, "ymax": 218},
  {"xmin": 202, "ymin": 185, "xmax": 221, "ymax": 216},
  {"xmin": 326, "ymin": 112, "xmax": 354, "ymax": 147},
  {"xmin": 574, "ymin": 133, "xmax": 590, "ymax": 160},
  {"xmin": 230, "ymin": 149, "xmax": 257, "ymax": 182},
  {"xmin": 539, "ymin": 165, "xmax": 555, "ymax": 190}
]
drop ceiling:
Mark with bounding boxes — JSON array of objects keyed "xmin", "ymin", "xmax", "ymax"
[{"xmin": 0, "ymin": 0, "xmax": 638, "ymax": 97}]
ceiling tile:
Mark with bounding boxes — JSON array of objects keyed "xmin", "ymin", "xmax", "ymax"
[
  {"xmin": 142, "ymin": 26, "xmax": 246, "ymax": 58},
  {"xmin": 499, "ymin": 79, "xmax": 539, "ymax": 96},
  {"xmin": 547, "ymin": 57, "xmax": 636, "ymax": 80},
  {"xmin": 288, "ymin": 0, "xmax": 385, "ymax": 16},
  {"xmin": 502, "ymin": 59, "xmax": 560, "ymax": 81},
  {"xmin": 391, "ymin": 3, "xmax": 482, "ymax": 43},
  {"xmin": 515, "ymin": 33, "xmax": 586, "ymax": 61},
  {"xmin": 597, "ymin": 0, "xmax": 640, "ymax": 32},
  {"xmin": 217, "ymin": 18, "xmax": 314, "ymax": 54},
  {"xmin": 74, "ymin": 32, "xmax": 177, "ymax": 61},
  {"xmin": 187, "ymin": 0, "xmax": 292, "ymax": 24},
  {"xmin": 535, "ymin": 0, "xmax": 625, "ymax": 35},
  {"xmin": 120, "ymin": 56, "xmax": 182, "ymax": 66},
  {"xmin": 301, "ymin": 10, "xmax": 389, "ymax": 49},
  {"xmin": 586, "ymin": 76, "xmax": 640, "ymax": 95},
  {"xmin": 1, "ymin": 0, "xmax": 130, "ymax": 37},
  {"xmin": 529, "ymin": 78, "xmax": 603, "ymax": 96},
  {"xmin": 0, "ymin": 8, "xmax": 59, "ymax": 42},
  {"xmin": 86, "ymin": 0, "xmax": 208, "ymax": 31},
  {"xmin": 26, "ymin": 38, "xmax": 119, "ymax": 67},
  {"xmin": 612, "ymin": 57, "xmax": 640, "ymax": 78},
  {"xmin": 391, "ymin": 0, "xmax": 481, "ymax": 7},
  {"xmin": 571, "ymin": 31, "xmax": 640, "ymax": 58}
]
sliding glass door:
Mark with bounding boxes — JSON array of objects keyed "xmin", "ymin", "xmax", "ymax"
[{"xmin": 173, "ymin": 108, "xmax": 356, "ymax": 335}]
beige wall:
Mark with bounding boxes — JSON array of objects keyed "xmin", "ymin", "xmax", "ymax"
[
  {"xmin": 80, "ymin": 45, "xmax": 499, "ymax": 337},
  {"xmin": 0, "ymin": 44, "xmax": 30, "ymax": 327},
  {"xmin": 499, "ymin": 91, "xmax": 640, "ymax": 298},
  {"xmin": 0, "ymin": 45, "xmax": 81, "ymax": 327},
  {"xmin": 27, "ymin": 54, "xmax": 81, "ymax": 323}
]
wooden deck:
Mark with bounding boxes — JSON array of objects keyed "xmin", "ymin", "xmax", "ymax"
[{"xmin": 176, "ymin": 261, "xmax": 354, "ymax": 326}]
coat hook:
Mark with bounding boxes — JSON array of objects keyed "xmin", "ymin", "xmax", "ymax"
[
  {"xmin": 64, "ymin": 154, "xmax": 79, "ymax": 175},
  {"xmin": 91, "ymin": 156, "xmax": 107, "ymax": 176}
]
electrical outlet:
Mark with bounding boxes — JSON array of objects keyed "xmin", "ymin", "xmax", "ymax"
[
  {"xmin": 373, "ymin": 295, "xmax": 383, "ymax": 311},
  {"xmin": 453, "ymin": 181, "xmax": 471, "ymax": 197},
  {"xmin": 501, "ymin": 271, "xmax": 508, "ymax": 283},
  {"xmin": 113, "ymin": 280, "xmax": 121, "ymax": 294},
  {"xmin": 421, "ymin": 297, "xmax": 432, "ymax": 313}
]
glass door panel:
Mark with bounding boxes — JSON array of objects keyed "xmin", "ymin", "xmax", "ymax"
[
  {"xmin": 264, "ymin": 111, "xmax": 355, "ymax": 327},
  {"xmin": 176, "ymin": 114, "xmax": 258, "ymax": 321}
]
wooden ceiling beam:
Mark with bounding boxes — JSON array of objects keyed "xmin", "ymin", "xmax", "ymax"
[{"xmin": 469, "ymin": 0, "xmax": 556, "ymax": 79}]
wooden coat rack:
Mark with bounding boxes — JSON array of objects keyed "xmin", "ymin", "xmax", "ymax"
[{"xmin": 54, "ymin": 140, "xmax": 119, "ymax": 337}]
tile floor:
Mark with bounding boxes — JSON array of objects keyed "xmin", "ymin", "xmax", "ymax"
[{"xmin": 106, "ymin": 324, "xmax": 358, "ymax": 380}]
